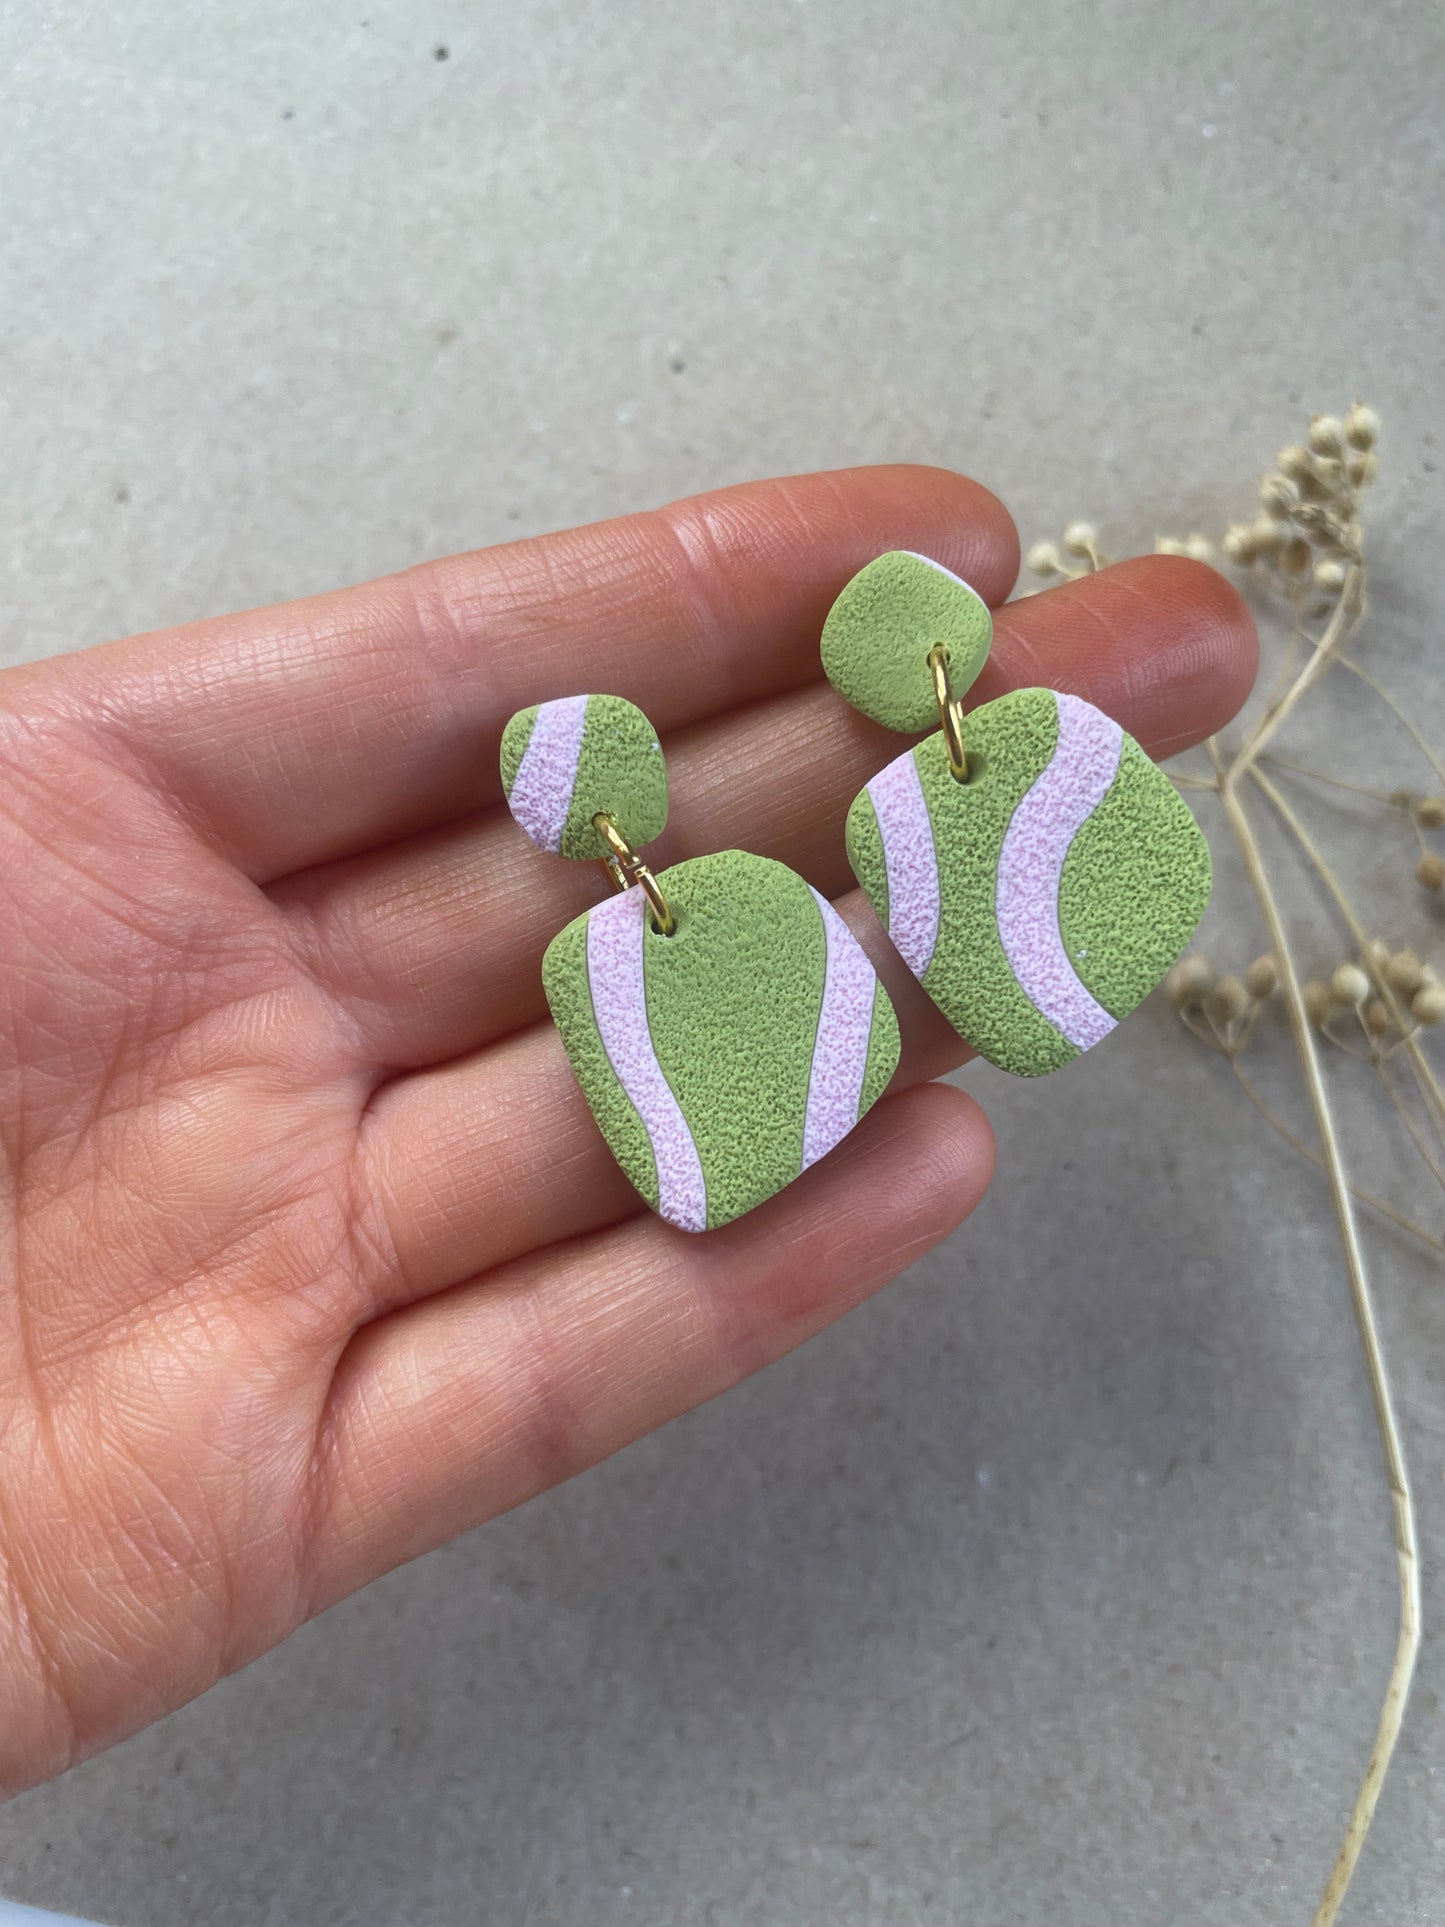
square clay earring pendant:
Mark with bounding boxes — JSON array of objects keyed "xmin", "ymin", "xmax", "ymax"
[
  {"xmin": 846, "ymin": 685, "xmax": 1211, "ymax": 1077},
  {"xmin": 501, "ymin": 695, "xmax": 902, "ymax": 1232},
  {"xmin": 541, "ymin": 850, "xmax": 900, "ymax": 1231},
  {"xmin": 821, "ymin": 547, "xmax": 1210, "ymax": 1079}
]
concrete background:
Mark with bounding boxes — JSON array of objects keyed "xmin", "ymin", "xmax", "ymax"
[{"xmin": 2, "ymin": 1, "xmax": 1443, "ymax": 1921}]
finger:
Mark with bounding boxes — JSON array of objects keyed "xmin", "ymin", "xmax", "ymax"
[
  {"xmin": 356, "ymin": 883, "xmax": 956, "ymax": 1306},
  {"xmin": 278, "ymin": 556, "xmax": 1255, "ymax": 1068},
  {"xmin": 315, "ymin": 1081, "xmax": 995, "ymax": 1605},
  {"xmin": 982, "ymin": 552, "xmax": 1255, "ymax": 757},
  {"xmin": 24, "ymin": 466, "xmax": 1017, "ymax": 880}
]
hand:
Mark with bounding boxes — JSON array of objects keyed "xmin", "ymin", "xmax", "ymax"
[{"xmin": 0, "ymin": 466, "xmax": 1254, "ymax": 1792}]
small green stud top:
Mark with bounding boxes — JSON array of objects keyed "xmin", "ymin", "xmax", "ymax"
[
  {"xmin": 821, "ymin": 550, "xmax": 993, "ymax": 733},
  {"xmin": 500, "ymin": 693, "xmax": 668, "ymax": 860}
]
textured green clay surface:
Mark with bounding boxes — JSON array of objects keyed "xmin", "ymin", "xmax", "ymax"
[
  {"xmin": 846, "ymin": 790, "xmax": 888, "ymax": 931},
  {"xmin": 821, "ymin": 550, "xmax": 993, "ymax": 732},
  {"xmin": 848, "ymin": 690, "xmax": 1074, "ymax": 1074},
  {"xmin": 848, "ymin": 688, "xmax": 1213, "ymax": 1077},
  {"xmin": 1058, "ymin": 737, "xmax": 1212, "ymax": 1017},
  {"xmin": 567, "ymin": 695, "xmax": 667, "ymax": 857},
  {"xmin": 914, "ymin": 691, "xmax": 1079, "ymax": 1076},
  {"xmin": 650, "ymin": 853, "xmax": 825, "ymax": 1226},
  {"xmin": 501, "ymin": 693, "xmax": 668, "ymax": 860},
  {"xmin": 543, "ymin": 851, "xmax": 900, "ymax": 1229}
]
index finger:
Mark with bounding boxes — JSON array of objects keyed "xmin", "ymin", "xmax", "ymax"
[{"xmin": 14, "ymin": 466, "xmax": 1019, "ymax": 881}]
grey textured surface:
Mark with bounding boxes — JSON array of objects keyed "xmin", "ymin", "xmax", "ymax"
[{"xmin": 2, "ymin": 2, "xmax": 1444, "ymax": 1922}]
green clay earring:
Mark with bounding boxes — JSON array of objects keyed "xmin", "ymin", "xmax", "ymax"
[
  {"xmin": 822, "ymin": 551, "xmax": 1212, "ymax": 1077},
  {"xmin": 501, "ymin": 693, "xmax": 901, "ymax": 1231}
]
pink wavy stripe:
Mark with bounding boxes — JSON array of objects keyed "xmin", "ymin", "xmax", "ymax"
[
  {"xmin": 586, "ymin": 887, "xmax": 708, "ymax": 1232},
  {"xmin": 996, "ymin": 692, "xmax": 1123, "ymax": 1052},
  {"xmin": 509, "ymin": 694, "xmax": 589, "ymax": 853},
  {"xmin": 867, "ymin": 748, "xmax": 939, "ymax": 980},
  {"xmin": 802, "ymin": 888, "xmax": 878, "ymax": 1169}
]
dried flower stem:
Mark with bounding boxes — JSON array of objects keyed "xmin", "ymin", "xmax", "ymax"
[
  {"xmin": 1210, "ymin": 745, "xmax": 1420, "ymax": 1927},
  {"xmin": 1377, "ymin": 1059, "xmax": 1445, "ymax": 1193},
  {"xmin": 1338, "ymin": 657, "xmax": 1445, "ymax": 790},
  {"xmin": 1260, "ymin": 754, "xmax": 1398, "ymax": 806},
  {"xmin": 1230, "ymin": 563, "xmax": 1366, "ymax": 785},
  {"xmin": 1318, "ymin": 1020, "xmax": 1372, "ymax": 1064},
  {"xmin": 1169, "ymin": 771, "xmax": 1217, "ymax": 793},
  {"xmin": 1250, "ymin": 615, "xmax": 1308, "ymax": 735},
  {"xmin": 1038, "ymin": 408, "xmax": 1429, "ymax": 1916},
  {"xmin": 1190, "ymin": 1009, "xmax": 1444, "ymax": 1252},
  {"xmin": 1229, "ymin": 1060, "xmax": 1444, "ymax": 1257},
  {"xmin": 1252, "ymin": 769, "xmax": 1445, "ymax": 1140}
]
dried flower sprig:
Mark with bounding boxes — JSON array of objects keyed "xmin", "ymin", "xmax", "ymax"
[
  {"xmin": 1029, "ymin": 406, "xmax": 1437, "ymax": 1927},
  {"xmin": 1162, "ymin": 946, "xmax": 1445, "ymax": 1254}
]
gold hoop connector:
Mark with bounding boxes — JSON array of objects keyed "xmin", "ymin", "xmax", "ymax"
[
  {"xmin": 593, "ymin": 814, "xmax": 676, "ymax": 935},
  {"xmin": 927, "ymin": 643, "xmax": 971, "ymax": 782}
]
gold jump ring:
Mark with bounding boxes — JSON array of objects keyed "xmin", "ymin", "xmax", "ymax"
[
  {"xmin": 593, "ymin": 814, "xmax": 676, "ymax": 936},
  {"xmin": 927, "ymin": 643, "xmax": 971, "ymax": 783}
]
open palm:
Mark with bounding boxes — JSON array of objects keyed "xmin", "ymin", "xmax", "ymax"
[{"xmin": 0, "ymin": 465, "xmax": 1254, "ymax": 1792}]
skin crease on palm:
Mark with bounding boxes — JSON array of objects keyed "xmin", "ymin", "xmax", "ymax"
[{"xmin": 0, "ymin": 464, "xmax": 1257, "ymax": 1797}]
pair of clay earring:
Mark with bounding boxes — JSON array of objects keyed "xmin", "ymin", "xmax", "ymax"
[{"xmin": 501, "ymin": 551, "xmax": 1211, "ymax": 1233}]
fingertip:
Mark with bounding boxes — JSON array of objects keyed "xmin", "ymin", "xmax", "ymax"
[
  {"xmin": 1112, "ymin": 553, "xmax": 1259, "ymax": 755},
  {"xmin": 888, "ymin": 1079, "xmax": 997, "ymax": 1240},
  {"xmin": 990, "ymin": 551, "xmax": 1258, "ymax": 757},
  {"xmin": 854, "ymin": 463, "xmax": 1021, "ymax": 610},
  {"xmin": 706, "ymin": 1078, "xmax": 995, "ymax": 1309},
  {"xmin": 1129, "ymin": 552, "xmax": 1260, "ymax": 732},
  {"xmin": 660, "ymin": 462, "xmax": 1021, "ymax": 652}
]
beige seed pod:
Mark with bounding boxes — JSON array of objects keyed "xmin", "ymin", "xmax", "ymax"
[
  {"xmin": 1062, "ymin": 520, "xmax": 1098, "ymax": 557},
  {"xmin": 1313, "ymin": 558, "xmax": 1346, "ymax": 593},
  {"xmin": 1258, "ymin": 474, "xmax": 1296, "ymax": 517},
  {"xmin": 1364, "ymin": 998, "xmax": 1391, "ymax": 1037},
  {"xmin": 1296, "ymin": 507, "xmax": 1351, "ymax": 548},
  {"xmin": 1025, "ymin": 540, "xmax": 1063, "ymax": 577},
  {"xmin": 1419, "ymin": 852, "xmax": 1445, "ymax": 892},
  {"xmin": 1331, "ymin": 962, "xmax": 1371, "ymax": 1007},
  {"xmin": 1277, "ymin": 444, "xmax": 1314, "ymax": 482},
  {"xmin": 1166, "ymin": 955, "xmax": 1216, "ymax": 1007},
  {"xmin": 1413, "ymin": 983, "xmax": 1445, "ymax": 1027},
  {"xmin": 1415, "ymin": 796, "xmax": 1445, "ymax": 828},
  {"xmin": 1289, "ymin": 501, "xmax": 1329, "ymax": 535},
  {"xmin": 1297, "ymin": 474, "xmax": 1331, "ymax": 505},
  {"xmin": 1303, "ymin": 979, "xmax": 1334, "ymax": 1027},
  {"xmin": 1344, "ymin": 402, "xmax": 1380, "ymax": 450},
  {"xmin": 1154, "ymin": 536, "xmax": 1187, "ymax": 557},
  {"xmin": 1184, "ymin": 534, "xmax": 1215, "ymax": 563},
  {"xmin": 1205, "ymin": 975, "xmax": 1249, "ymax": 1026},
  {"xmin": 1386, "ymin": 948, "xmax": 1425, "ymax": 996},
  {"xmin": 1367, "ymin": 937, "xmax": 1392, "ymax": 968},
  {"xmin": 1244, "ymin": 954, "xmax": 1278, "ymax": 1000},
  {"xmin": 1311, "ymin": 456, "xmax": 1344, "ymax": 492},
  {"xmin": 1347, "ymin": 451, "xmax": 1379, "ymax": 488},
  {"xmin": 1250, "ymin": 517, "xmax": 1286, "ymax": 555},
  {"xmin": 1282, "ymin": 537, "xmax": 1313, "ymax": 576},
  {"xmin": 1308, "ymin": 414, "xmax": 1346, "ymax": 457},
  {"xmin": 1222, "ymin": 524, "xmax": 1257, "ymax": 564}
]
